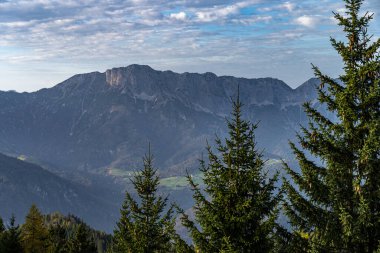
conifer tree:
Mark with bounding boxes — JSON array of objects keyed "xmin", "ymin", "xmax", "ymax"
[
  {"xmin": 283, "ymin": 0, "xmax": 380, "ymax": 252},
  {"xmin": 67, "ymin": 224, "xmax": 96, "ymax": 253},
  {"xmin": 180, "ymin": 95, "xmax": 281, "ymax": 252},
  {"xmin": 21, "ymin": 204, "xmax": 48, "ymax": 253},
  {"xmin": 112, "ymin": 148, "xmax": 179, "ymax": 253},
  {"xmin": 47, "ymin": 223, "xmax": 69, "ymax": 253},
  {"xmin": 1, "ymin": 215, "xmax": 24, "ymax": 253},
  {"xmin": 0, "ymin": 217, "xmax": 4, "ymax": 234},
  {"xmin": 0, "ymin": 219, "xmax": 3, "ymax": 253},
  {"xmin": 0, "ymin": 216, "xmax": 4, "ymax": 252}
]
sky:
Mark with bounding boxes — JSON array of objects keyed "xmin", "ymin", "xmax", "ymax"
[{"xmin": 0, "ymin": 0, "xmax": 379, "ymax": 92}]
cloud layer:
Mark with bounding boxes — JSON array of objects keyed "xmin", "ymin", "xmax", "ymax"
[{"xmin": 0, "ymin": 0, "xmax": 379, "ymax": 91}]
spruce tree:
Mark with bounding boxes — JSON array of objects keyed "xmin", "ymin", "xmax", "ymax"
[
  {"xmin": 180, "ymin": 95, "xmax": 281, "ymax": 252},
  {"xmin": 47, "ymin": 223, "xmax": 69, "ymax": 253},
  {"xmin": 283, "ymin": 0, "xmax": 380, "ymax": 252},
  {"xmin": 0, "ymin": 217, "xmax": 4, "ymax": 234},
  {"xmin": 21, "ymin": 204, "xmax": 48, "ymax": 253},
  {"xmin": 0, "ymin": 216, "xmax": 4, "ymax": 252},
  {"xmin": 112, "ymin": 148, "xmax": 179, "ymax": 253},
  {"xmin": 1, "ymin": 215, "xmax": 24, "ymax": 253},
  {"xmin": 67, "ymin": 224, "xmax": 96, "ymax": 253}
]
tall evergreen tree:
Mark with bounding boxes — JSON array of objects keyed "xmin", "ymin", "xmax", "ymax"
[
  {"xmin": 21, "ymin": 204, "xmax": 48, "ymax": 253},
  {"xmin": 180, "ymin": 95, "xmax": 281, "ymax": 252},
  {"xmin": 0, "ymin": 216, "xmax": 4, "ymax": 252},
  {"xmin": 67, "ymin": 224, "xmax": 96, "ymax": 253},
  {"xmin": 283, "ymin": 0, "xmax": 380, "ymax": 252},
  {"xmin": 0, "ymin": 217, "xmax": 4, "ymax": 234},
  {"xmin": 112, "ymin": 148, "xmax": 180, "ymax": 253},
  {"xmin": 47, "ymin": 223, "xmax": 69, "ymax": 253},
  {"xmin": 1, "ymin": 215, "xmax": 24, "ymax": 253}
]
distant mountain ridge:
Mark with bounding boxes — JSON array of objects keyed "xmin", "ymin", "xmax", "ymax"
[{"xmin": 0, "ymin": 64, "xmax": 320, "ymax": 176}]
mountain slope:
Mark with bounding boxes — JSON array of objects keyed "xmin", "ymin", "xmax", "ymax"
[
  {"xmin": 0, "ymin": 64, "xmax": 325, "ymax": 232},
  {"xmin": 0, "ymin": 153, "xmax": 118, "ymax": 231},
  {"xmin": 0, "ymin": 65, "xmax": 320, "ymax": 177}
]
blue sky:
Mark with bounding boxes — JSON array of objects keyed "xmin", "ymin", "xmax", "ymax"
[{"xmin": 0, "ymin": 0, "xmax": 379, "ymax": 91}]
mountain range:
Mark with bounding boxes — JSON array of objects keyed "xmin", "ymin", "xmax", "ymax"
[{"xmin": 0, "ymin": 64, "xmax": 322, "ymax": 232}]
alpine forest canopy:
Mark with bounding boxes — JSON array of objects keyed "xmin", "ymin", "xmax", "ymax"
[
  {"xmin": 180, "ymin": 93, "xmax": 282, "ymax": 253},
  {"xmin": 0, "ymin": 206, "xmax": 109, "ymax": 253},
  {"xmin": 283, "ymin": 0, "xmax": 380, "ymax": 252}
]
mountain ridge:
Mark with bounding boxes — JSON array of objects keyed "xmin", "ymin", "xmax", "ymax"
[
  {"xmin": 0, "ymin": 64, "xmax": 324, "ymax": 232},
  {"xmin": 9, "ymin": 64, "xmax": 310, "ymax": 94},
  {"xmin": 0, "ymin": 64, "xmax": 321, "ymax": 175}
]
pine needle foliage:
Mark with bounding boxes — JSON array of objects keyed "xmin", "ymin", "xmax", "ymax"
[
  {"xmin": 181, "ymin": 94, "xmax": 281, "ymax": 252},
  {"xmin": 112, "ymin": 148, "xmax": 179, "ymax": 253},
  {"xmin": 67, "ymin": 224, "xmax": 97, "ymax": 253},
  {"xmin": 283, "ymin": 0, "xmax": 380, "ymax": 252},
  {"xmin": 0, "ymin": 215, "xmax": 23, "ymax": 253},
  {"xmin": 0, "ymin": 217, "xmax": 4, "ymax": 234}
]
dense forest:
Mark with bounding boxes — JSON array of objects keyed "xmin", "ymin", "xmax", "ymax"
[
  {"xmin": 1, "ymin": 0, "xmax": 379, "ymax": 252},
  {"xmin": 0, "ymin": 207, "xmax": 110, "ymax": 253}
]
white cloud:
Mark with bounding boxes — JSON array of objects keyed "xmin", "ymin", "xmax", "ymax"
[
  {"xmin": 195, "ymin": 1, "xmax": 254, "ymax": 22},
  {"xmin": 259, "ymin": 1, "xmax": 295, "ymax": 12},
  {"xmin": 295, "ymin": 15, "xmax": 320, "ymax": 28},
  {"xmin": 231, "ymin": 15, "xmax": 272, "ymax": 25},
  {"xmin": 170, "ymin": 11, "xmax": 187, "ymax": 21},
  {"xmin": 195, "ymin": 5, "xmax": 240, "ymax": 22},
  {"xmin": 335, "ymin": 7, "xmax": 346, "ymax": 14},
  {"xmin": 283, "ymin": 2, "xmax": 295, "ymax": 12},
  {"xmin": 0, "ymin": 20, "xmax": 37, "ymax": 28}
]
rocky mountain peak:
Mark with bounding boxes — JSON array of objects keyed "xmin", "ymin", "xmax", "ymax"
[{"xmin": 105, "ymin": 64, "xmax": 155, "ymax": 87}]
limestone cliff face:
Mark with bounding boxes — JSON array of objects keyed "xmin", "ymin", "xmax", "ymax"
[{"xmin": 0, "ymin": 65, "xmax": 321, "ymax": 175}]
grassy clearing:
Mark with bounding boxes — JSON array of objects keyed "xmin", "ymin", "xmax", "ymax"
[
  {"xmin": 107, "ymin": 168, "xmax": 140, "ymax": 179},
  {"xmin": 17, "ymin": 155, "xmax": 27, "ymax": 161},
  {"xmin": 160, "ymin": 173, "xmax": 204, "ymax": 190},
  {"xmin": 108, "ymin": 167, "xmax": 204, "ymax": 190},
  {"xmin": 108, "ymin": 161, "xmax": 281, "ymax": 190}
]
